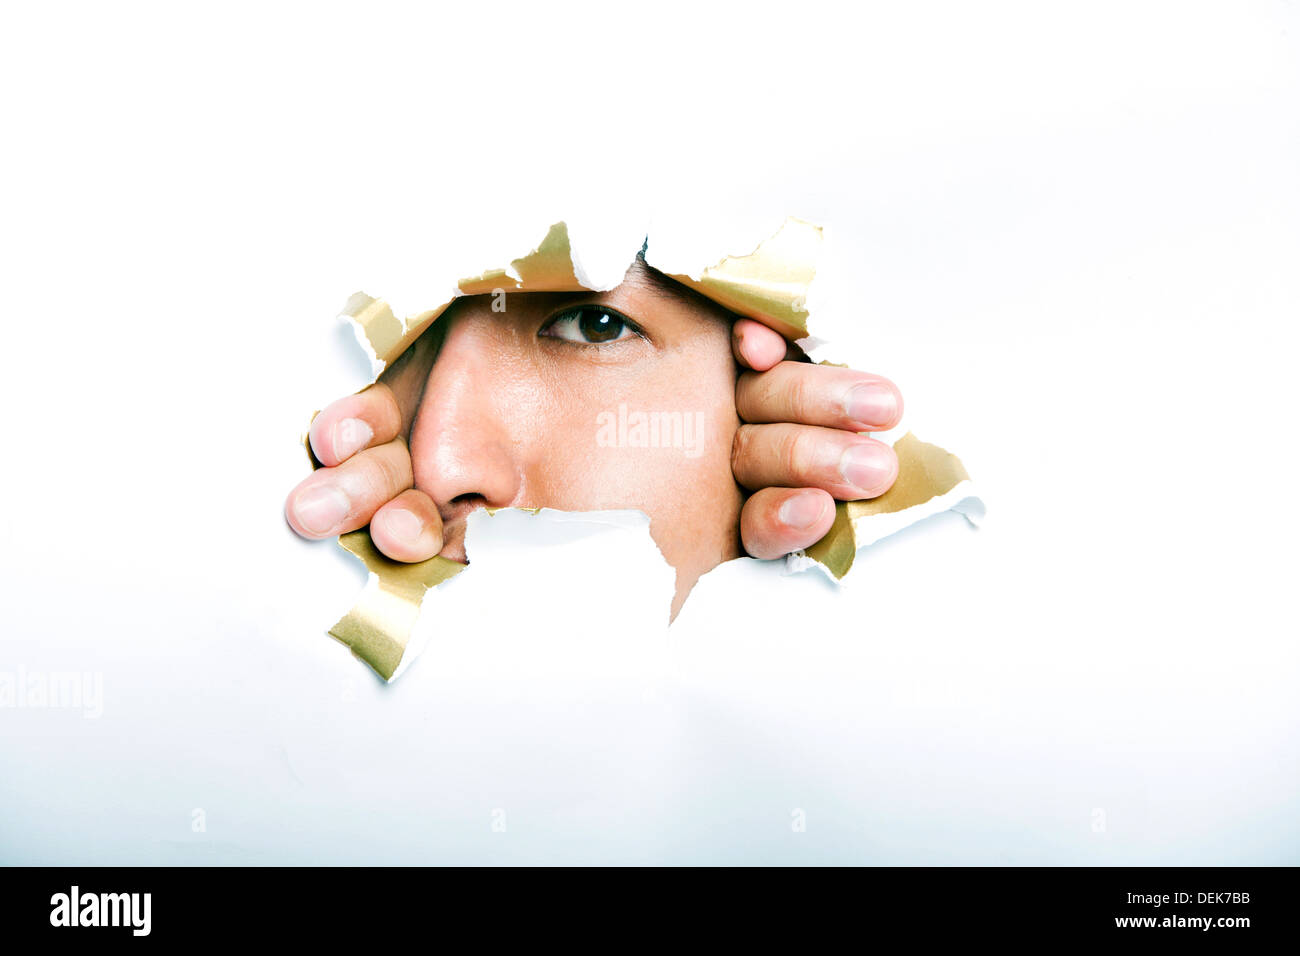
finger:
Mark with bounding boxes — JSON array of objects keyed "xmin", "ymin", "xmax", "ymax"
[
  {"xmin": 308, "ymin": 383, "xmax": 403, "ymax": 467},
  {"xmin": 740, "ymin": 488, "xmax": 836, "ymax": 559},
  {"xmin": 369, "ymin": 488, "xmax": 445, "ymax": 562},
  {"xmin": 731, "ymin": 318, "xmax": 792, "ymax": 371},
  {"xmin": 737, "ymin": 362, "xmax": 903, "ymax": 432},
  {"xmin": 732, "ymin": 423, "xmax": 899, "ymax": 500},
  {"xmin": 285, "ymin": 439, "xmax": 412, "ymax": 539}
]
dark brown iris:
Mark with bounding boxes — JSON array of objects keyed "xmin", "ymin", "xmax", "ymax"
[{"xmin": 578, "ymin": 308, "xmax": 625, "ymax": 343}]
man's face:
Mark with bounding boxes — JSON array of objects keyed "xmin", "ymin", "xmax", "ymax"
[{"xmin": 407, "ymin": 258, "xmax": 744, "ymax": 614}]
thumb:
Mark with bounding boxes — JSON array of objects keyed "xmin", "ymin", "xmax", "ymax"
[{"xmin": 368, "ymin": 488, "xmax": 446, "ymax": 562}]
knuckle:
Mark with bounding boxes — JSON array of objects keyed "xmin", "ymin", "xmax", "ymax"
[
  {"xmin": 782, "ymin": 367, "xmax": 813, "ymax": 420},
  {"xmin": 732, "ymin": 424, "xmax": 760, "ymax": 479},
  {"xmin": 735, "ymin": 370, "xmax": 759, "ymax": 415},
  {"xmin": 731, "ymin": 425, "xmax": 749, "ymax": 471},
  {"xmin": 373, "ymin": 384, "xmax": 403, "ymax": 427},
  {"xmin": 353, "ymin": 383, "xmax": 399, "ymax": 436},
  {"xmin": 781, "ymin": 427, "xmax": 810, "ymax": 483},
  {"xmin": 362, "ymin": 447, "xmax": 409, "ymax": 503}
]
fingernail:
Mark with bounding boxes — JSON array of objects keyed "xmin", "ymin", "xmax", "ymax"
[
  {"xmin": 845, "ymin": 383, "xmax": 898, "ymax": 427},
  {"xmin": 293, "ymin": 485, "xmax": 350, "ymax": 535},
  {"xmin": 839, "ymin": 443, "xmax": 895, "ymax": 495},
  {"xmin": 381, "ymin": 507, "xmax": 423, "ymax": 544},
  {"xmin": 332, "ymin": 418, "xmax": 373, "ymax": 460},
  {"xmin": 778, "ymin": 491, "xmax": 829, "ymax": 530}
]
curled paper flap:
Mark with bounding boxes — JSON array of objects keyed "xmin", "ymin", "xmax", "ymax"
[
  {"xmin": 652, "ymin": 217, "xmax": 821, "ymax": 341},
  {"xmin": 801, "ymin": 432, "xmax": 980, "ymax": 580},
  {"xmin": 456, "ymin": 220, "xmax": 587, "ymax": 295},
  {"xmin": 327, "ymin": 530, "xmax": 466, "ymax": 680},
  {"xmin": 339, "ymin": 293, "xmax": 450, "ymax": 379},
  {"xmin": 342, "ymin": 222, "xmax": 587, "ymax": 376}
]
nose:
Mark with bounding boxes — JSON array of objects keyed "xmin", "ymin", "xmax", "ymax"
[{"xmin": 408, "ymin": 314, "xmax": 527, "ymax": 533}]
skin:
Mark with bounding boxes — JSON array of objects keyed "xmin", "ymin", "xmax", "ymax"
[{"xmin": 286, "ymin": 258, "xmax": 905, "ymax": 616}]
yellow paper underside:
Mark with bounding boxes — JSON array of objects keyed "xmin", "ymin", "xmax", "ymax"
[
  {"xmin": 327, "ymin": 530, "xmax": 466, "ymax": 680},
  {"xmin": 804, "ymin": 433, "xmax": 971, "ymax": 579}
]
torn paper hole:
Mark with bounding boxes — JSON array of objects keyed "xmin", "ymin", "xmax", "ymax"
[{"xmin": 315, "ymin": 217, "xmax": 982, "ymax": 680}]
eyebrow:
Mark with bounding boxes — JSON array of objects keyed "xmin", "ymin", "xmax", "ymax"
[
  {"xmin": 634, "ymin": 255, "xmax": 688, "ymax": 300},
  {"xmin": 636, "ymin": 257, "xmax": 739, "ymax": 322}
]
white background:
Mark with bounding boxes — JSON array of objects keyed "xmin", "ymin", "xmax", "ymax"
[{"xmin": 1, "ymin": 1, "xmax": 1296, "ymax": 863}]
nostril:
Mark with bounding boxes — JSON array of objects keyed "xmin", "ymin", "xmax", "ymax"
[{"xmin": 443, "ymin": 492, "xmax": 491, "ymax": 525}]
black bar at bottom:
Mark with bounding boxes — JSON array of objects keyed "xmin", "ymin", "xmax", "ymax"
[{"xmin": 0, "ymin": 866, "xmax": 1290, "ymax": 944}]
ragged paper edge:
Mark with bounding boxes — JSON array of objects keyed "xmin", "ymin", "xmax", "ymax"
[
  {"xmin": 789, "ymin": 432, "xmax": 985, "ymax": 581},
  {"xmin": 389, "ymin": 508, "xmax": 670, "ymax": 682},
  {"xmin": 340, "ymin": 221, "xmax": 594, "ymax": 378},
  {"xmin": 340, "ymin": 217, "xmax": 829, "ymax": 383},
  {"xmin": 317, "ymin": 217, "xmax": 977, "ymax": 678}
]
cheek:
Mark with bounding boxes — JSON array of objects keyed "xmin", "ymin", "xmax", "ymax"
[{"xmin": 520, "ymin": 345, "xmax": 742, "ymax": 560}]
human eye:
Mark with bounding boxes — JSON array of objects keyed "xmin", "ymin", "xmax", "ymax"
[{"xmin": 538, "ymin": 305, "xmax": 645, "ymax": 345}]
